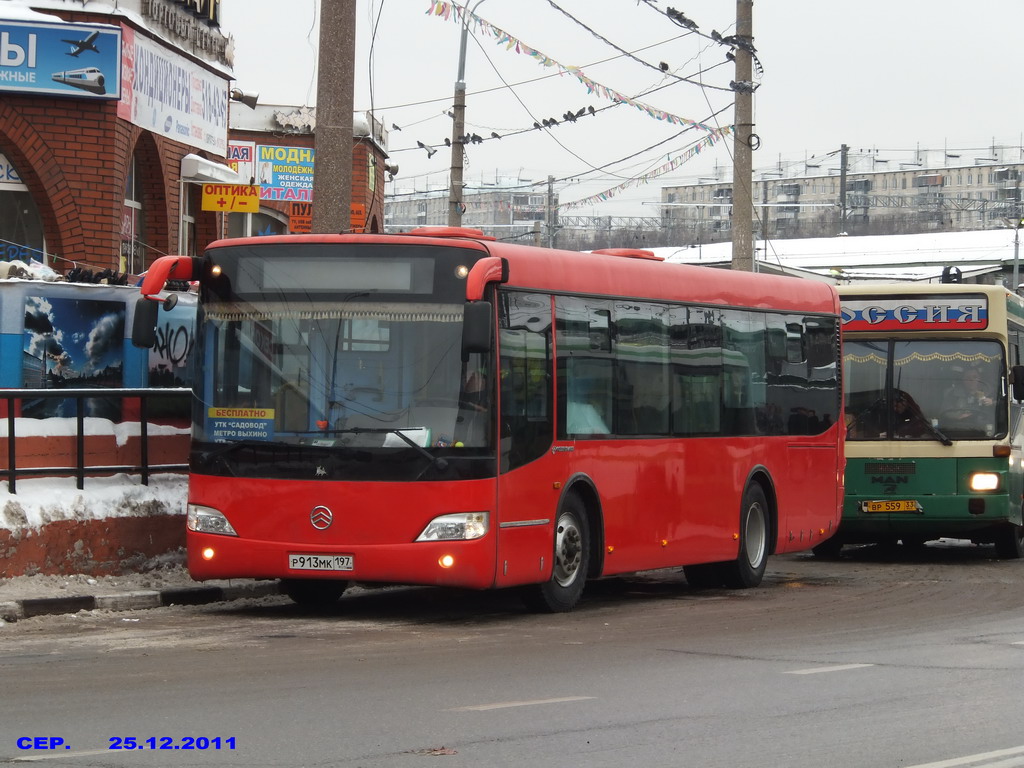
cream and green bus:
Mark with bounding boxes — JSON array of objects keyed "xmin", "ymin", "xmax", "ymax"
[{"xmin": 828, "ymin": 282, "xmax": 1024, "ymax": 558}]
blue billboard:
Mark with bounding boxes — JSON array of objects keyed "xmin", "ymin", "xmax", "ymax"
[{"xmin": 0, "ymin": 19, "xmax": 121, "ymax": 99}]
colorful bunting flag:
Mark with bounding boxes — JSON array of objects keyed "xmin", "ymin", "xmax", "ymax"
[
  {"xmin": 427, "ymin": 1, "xmax": 719, "ymax": 133},
  {"xmin": 559, "ymin": 129, "xmax": 733, "ymax": 210}
]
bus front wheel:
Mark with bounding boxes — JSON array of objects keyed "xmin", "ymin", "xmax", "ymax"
[
  {"xmin": 993, "ymin": 523, "xmax": 1024, "ymax": 559},
  {"xmin": 281, "ymin": 579, "xmax": 349, "ymax": 609},
  {"xmin": 720, "ymin": 484, "xmax": 769, "ymax": 589},
  {"xmin": 521, "ymin": 495, "xmax": 590, "ymax": 613}
]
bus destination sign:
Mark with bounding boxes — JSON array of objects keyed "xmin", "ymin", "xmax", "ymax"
[{"xmin": 840, "ymin": 294, "xmax": 988, "ymax": 332}]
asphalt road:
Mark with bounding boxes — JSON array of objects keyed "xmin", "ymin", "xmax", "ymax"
[{"xmin": 3, "ymin": 541, "xmax": 1024, "ymax": 767}]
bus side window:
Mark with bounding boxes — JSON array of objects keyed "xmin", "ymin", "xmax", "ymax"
[
  {"xmin": 614, "ymin": 301, "xmax": 670, "ymax": 435},
  {"xmin": 556, "ymin": 296, "xmax": 613, "ymax": 438}
]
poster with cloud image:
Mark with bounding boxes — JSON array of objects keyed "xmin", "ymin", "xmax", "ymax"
[{"xmin": 22, "ymin": 295, "xmax": 125, "ymax": 419}]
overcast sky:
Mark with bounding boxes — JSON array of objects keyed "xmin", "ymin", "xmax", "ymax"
[{"xmin": 218, "ymin": 0, "xmax": 1024, "ymax": 217}]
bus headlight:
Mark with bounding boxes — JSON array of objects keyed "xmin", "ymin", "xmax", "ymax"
[
  {"xmin": 969, "ymin": 473, "xmax": 1000, "ymax": 492},
  {"xmin": 416, "ymin": 512, "xmax": 488, "ymax": 541},
  {"xmin": 187, "ymin": 504, "xmax": 238, "ymax": 536}
]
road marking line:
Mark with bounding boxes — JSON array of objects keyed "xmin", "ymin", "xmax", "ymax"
[
  {"xmin": 14, "ymin": 750, "xmax": 111, "ymax": 762},
  {"xmin": 448, "ymin": 696, "xmax": 595, "ymax": 711},
  {"xmin": 901, "ymin": 744, "xmax": 1024, "ymax": 768},
  {"xmin": 785, "ymin": 663, "xmax": 875, "ymax": 675}
]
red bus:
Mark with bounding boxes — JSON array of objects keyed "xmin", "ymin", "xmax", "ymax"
[{"xmin": 133, "ymin": 229, "xmax": 844, "ymax": 612}]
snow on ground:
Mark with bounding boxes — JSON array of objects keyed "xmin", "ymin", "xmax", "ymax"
[
  {"xmin": 0, "ymin": 556, "xmax": 196, "ymax": 602},
  {"xmin": 0, "ymin": 473, "xmax": 187, "ymax": 530}
]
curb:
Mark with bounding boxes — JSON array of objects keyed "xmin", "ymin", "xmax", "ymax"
[{"xmin": 0, "ymin": 581, "xmax": 282, "ymax": 622}]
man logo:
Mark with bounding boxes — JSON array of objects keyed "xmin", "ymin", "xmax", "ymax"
[{"xmin": 310, "ymin": 506, "xmax": 333, "ymax": 530}]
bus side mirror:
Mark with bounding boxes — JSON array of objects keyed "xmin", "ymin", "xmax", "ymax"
[
  {"xmin": 462, "ymin": 301, "xmax": 493, "ymax": 356},
  {"xmin": 1013, "ymin": 365, "xmax": 1024, "ymax": 401},
  {"xmin": 131, "ymin": 296, "xmax": 160, "ymax": 348}
]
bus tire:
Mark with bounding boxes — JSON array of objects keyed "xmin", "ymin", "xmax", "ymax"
[
  {"xmin": 993, "ymin": 523, "xmax": 1024, "ymax": 559},
  {"xmin": 281, "ymin": 579, "xmax": 348, "ymax": 609},
  {"xmin": 720, "ymin": 484, "xmax": 769, "ymax": 589},
  {"xmin": 521, "ymin": 494, "xmax": 590, "ymax": 613}
]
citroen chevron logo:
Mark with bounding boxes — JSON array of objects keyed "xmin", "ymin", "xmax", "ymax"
[{"xmin": 310, "ymin": 506, "xmax": 333, "ymax": 530}]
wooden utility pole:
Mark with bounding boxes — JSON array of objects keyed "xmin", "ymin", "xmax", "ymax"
[
  {"xmin": 311, "ymin": 0, "xmax": 356, "ymax": 234},
  {"xmin": 731, "ymin": 0, "xmax": 754, "ymax": 271}
]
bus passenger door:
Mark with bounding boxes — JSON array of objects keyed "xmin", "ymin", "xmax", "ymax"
[{"xmin": 492, "ymin": 292, "xmax": 560, "ymax": 587}]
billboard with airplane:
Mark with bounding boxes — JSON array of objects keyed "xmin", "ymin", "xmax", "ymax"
[{"xmin": 0, "ymin": 19, "xmax": 121, "ymax": 99}]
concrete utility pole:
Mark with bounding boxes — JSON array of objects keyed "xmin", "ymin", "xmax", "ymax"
[
  {"xmin": 546, "ymin": 175, "xmax": 556, "ymax": 248},
  {"xmin": 839, "ymin": 143, "xmax": 849, "ymax": 234},
  {"xmin": 448, "ymin": 0, "xmax": 488, "ymax": 227},
  {"xmin": 730, "ymin": 0, "xmax": 754, "ymax": 271},
  {"xmin": 311, "ymin": 0, "xmax": 356, "ymax": 234}
]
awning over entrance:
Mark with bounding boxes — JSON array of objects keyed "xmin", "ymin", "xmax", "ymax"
[{"xmin": 180, "ymin": 154, "xmax": 245, "ymax": 185}]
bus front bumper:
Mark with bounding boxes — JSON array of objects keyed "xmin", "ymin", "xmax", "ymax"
[
  {"xmin": 839, "ymin": 493, "xmax": 1014, "ymax": 542},
  {"xmin": 186, "ymin": 531, "xmax": 497, "ymax": 590}
]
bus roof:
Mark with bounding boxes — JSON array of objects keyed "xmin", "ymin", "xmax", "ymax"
[{"xmin": 205, "ymin": 231, "xmax": 840, "ymax": 316}]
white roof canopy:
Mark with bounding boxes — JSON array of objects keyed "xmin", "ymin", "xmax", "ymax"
[{"xmin": 180, "ymin": 154, "xmax": 245, "ymax": 185}]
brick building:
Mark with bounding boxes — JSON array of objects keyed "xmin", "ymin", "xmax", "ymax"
[
  {"xmin": 0, "ymin": 0, "xmax": 389, "ymax": 279},
  {"xmin": 0, "ymin": 1, "xmax": 234, "ymax": 276}
]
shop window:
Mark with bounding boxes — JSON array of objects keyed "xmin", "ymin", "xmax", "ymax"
[
  {"xmin": 228, "ymin": 210, "xmax": 288, "ymax": 238},
  {"xmin": 121, "ymin": 154, "xmax": 146, "ymax": 274},
  {"xmin": 0, "ymin": 151, "xmax": 45, "ymax": 263}
]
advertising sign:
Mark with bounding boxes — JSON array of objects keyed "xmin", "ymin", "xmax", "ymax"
[
  {"xmin": 256, "ymin": 145, "xmax": 314, "ymax": 201},
  {"xmin": 201, "ymin": 183, "xmax": 259, "ymax": 212},
  {"xmin": 227, "ymin": 140, "xmax": 255, "ymax": 184},
  {"xmin": 0, "ymin": 20, "xmax": 121, "ymax": 99},
  {"xmin": 289, "ymin": 202, "xmax": 312, "ymax": 233},
  {"xmin": 116, "ymin": 23, "xmax": 228, "ymax": 155}
]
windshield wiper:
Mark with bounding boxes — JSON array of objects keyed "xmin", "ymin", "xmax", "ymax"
[
  {"xmin": 320, "ymin": 427, "xmax": 449, "ymax": 471},
  {"xmin": 922, "ymin": 420, "xmax": 953, "ymax": 446}
]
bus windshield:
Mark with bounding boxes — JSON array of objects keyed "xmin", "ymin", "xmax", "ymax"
[
  {"xmin": 191, "ymin": 243, "xmax": 495, "ymax": 481},
  {"xmin": 844, "ymin": 338, "xmax": 1006, "ymax": 441}
]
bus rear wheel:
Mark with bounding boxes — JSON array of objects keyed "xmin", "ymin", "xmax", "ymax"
[
  {"xmin": 720, "ymin": 484, "xmax": 769, "ymax": 589},
  {"xmin": 521, "ymin": 495, "xmax": 590, "ymax": 613},
  {"xmin": 281, "ymin": 579, "xmax": 349, "ymax": 609}
]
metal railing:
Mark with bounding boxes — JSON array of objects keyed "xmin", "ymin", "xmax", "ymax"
[{"xmin": 3, "ymin": 387, "xmax": 191, "ymax": 493}]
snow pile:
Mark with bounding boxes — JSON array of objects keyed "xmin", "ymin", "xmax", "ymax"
[
  {"xmin": 0, "ymin": 417, "xmax": 190, "ymax": 447},
  {"xmin": 0, "ymin": 473, "xmax": 188, "ymax": 531}
]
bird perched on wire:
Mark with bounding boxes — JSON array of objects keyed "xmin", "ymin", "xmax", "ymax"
[
  {"xmin": 417, "ymin": 140, "xmax": 437, "ymax": 158},
  {"xmin": 490, "ymin": 132, "xmax": 500, "ymax": 139},
  {"xmin": 391, "ymin": 123, "xmax": 402, "ymax": 131},
  {"xmin": 667, "ymin": 8, "xmax": 698, "ymax": 31}
]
